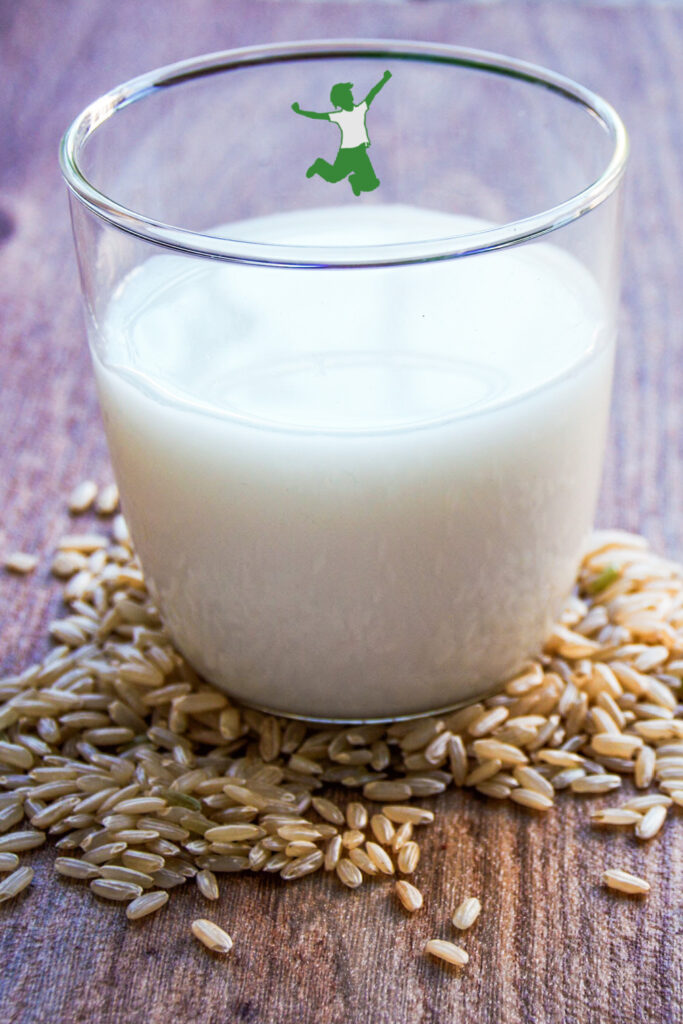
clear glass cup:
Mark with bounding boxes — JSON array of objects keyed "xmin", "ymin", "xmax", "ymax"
[{"xmin": 60, "ymin": 40, "xmax": 628, "ymax": 721}]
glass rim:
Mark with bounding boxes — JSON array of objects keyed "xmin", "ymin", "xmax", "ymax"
[{"xmin": 59, "ymin": 39, "xmax": 629, "ymax": 269}]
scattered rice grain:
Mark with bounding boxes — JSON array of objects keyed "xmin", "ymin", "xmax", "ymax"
[
  {"xmin": 68, "ymin": 481, "xmax": 98, "ymax": 514},
  {"xmin": 570, "ymin": 774, "xmax": 621, "ymax": 795},
  {"xmin": 336, "ymin": 858, "xmax": 363, "ymax": 889},
  {"xmin": 0, "ymin": 865, "xmax": 34, "ymax": 902},
  {"xmin": 395, "ymin": 879, "xmax": 423, "ymax": 912},
  {"xmin": 4, "ymin": 552, "xmax": 38, "ymax": 575},
  {"xmin": 191, "ymin": 918, "xmax": 233, "ymax": 953},
  {"xmin": 452, "ymin": 896, "xmax": 481, "ymax": 930},
  {"xmin": 397, "ymin": 841, "xmax": 420, "ymax": 874},
  {"xmin": 634, "ymin": 804, "xmax": 667, "ymax": 840},
  {"xmin": 602, "ymin": 869, "xmax": 650, "ymax": 894},
  {"xmin": 126, "ymin": 890, "xmax": 169, "ymax": 919},
  {"xmin": 510, "ymin": 788, "xmax": 553, "ymax": 811},
  {"xmin": 95, "ymin": 484, "xmax": 120, "ymax": 516},
  {"xmin": 196, "ymin": 869, "xmax": 219, "ymax": 900},
  {"xmin": 425, "ymin": 939, "xmax": 469, "ymax": 967},
  {"xmin": 0, "ymin": 852, "xmax": 20, "ymax": 872},
  {"xmin": 89, "ymin": 878, "xmax": 142, "ymax": 902}
]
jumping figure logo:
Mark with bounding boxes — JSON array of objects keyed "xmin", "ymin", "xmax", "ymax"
[{"xmin": 291, "ymin": 71, "xmax": 392, "ymax": 196}]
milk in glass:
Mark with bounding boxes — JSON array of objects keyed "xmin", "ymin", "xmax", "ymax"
[{"xmin": 92, "ymin": 206, "xmax": 613, "ymax": 719}]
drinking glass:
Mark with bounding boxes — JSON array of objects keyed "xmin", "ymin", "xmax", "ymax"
[{"xmin": 60, "ymin": 41, "xmax": 628, "ymax": 720}]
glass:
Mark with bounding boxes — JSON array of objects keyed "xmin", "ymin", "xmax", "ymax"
[{"xmin": 60, "ymin": 40, "xmax": 628, "ymax": 721}]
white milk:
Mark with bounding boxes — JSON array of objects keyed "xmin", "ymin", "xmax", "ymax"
[{"xmin": 92, "ymin": 205, "xmax": 614, "ymax": 719}]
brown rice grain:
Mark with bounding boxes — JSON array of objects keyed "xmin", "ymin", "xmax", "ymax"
[
  {"xmin": 475, "ymin": 781, "xmax": 511, "ymax": 799},
  {"xmin": 536, "ymin": 749, "xmax": 585, "ymax": 769},
  {"xmin": 382, "ymin": 805, "xmax": 434, "ymax": 826},
  {"xmin": 215, "ymin": 708, "xmax": 242, "ymax": 742},
  {"xmin": 4, "ymin": 552, "xmax": 39, "ymax": 575},
  {"xmin": 370, "ymin": 814, "xmax": 395, "ymax": 845},
  {"xmin": 391, "ymin": 822, "xmax": 413, "ymax": 853},
  {"xmin": 0, "ymin": 865, "xmax": 34, "ymax": 902},
  {"xmin": 311, "ymin": 797, "xmax": 345, "ymax": 826},
  {"xmin": 620, "ymin": 794, "xmax": 672, "ymax": 812},
  {"xmin": 108, "ymin": 828, "xmax": 160, "ymax": 844},
  {"xmin": 152, "ymin": 867, "xmax": 192, "ymax": 887},
  {"xmin": 90, "ymin": 878, "xmax": 143, "ymax": 902},
  {"xmin": 82, "ymin": 842, "xmax": 128, "ymax": 865},
  {"xmin": 505, "ymin": 663, "xmax": 544, "ymax": 695},
  {"xmin": 365, "ymin": 841, "xmax": 394, "ymax": 875},
  {"xmin": 595, "ymin": 691, "xmax": 627, "ymax": 729},
  {"xmin": 465, "ymin": 759, "xmax": 502, "ymax": 787},
  {"xmin": 111, "ymin": 513, "xmax": 130, "ymax": 545},
  {"xmin": 0, "ymin": 831, "xmax": 46, "ymax": 852},
  {"xmin": 95, "ymin": 484, "xmax": 120, "ymax": 516},
  {"xmin": 467, "ymin": 707, "xmax": 509, "ymax": 737},
  {"xmin": 276, "ymin": 825, "xmax": 322, "ymax": 843},
  {"xmin": 634, "ymin": 805, "xmax": 667, "ymax": 840},
  {"xmin": 602, "ymin": 869, "xmax": 650, "ymax": 894},
  {"xmin": 285, "ymin": 841, "xmax": 318, "ymax": 858},
  {"xmin": 191, "ymin": 918, "xmax": 233, "ymax": 953},
  {"xmin": 126, "ymin": 890, "xmax": 169, "ymax": 920},
  {"xmin": 633, "ymin": 719, "xmax": 683, "ymax": 740},
  {"xmin": 570, "ymin": 774, "xmax": 621, "ymax": 794},
  {"xmin": 452, "ymin": 896, "xmax": 482, "ymax": 930},
  {"xmin": 348, "ymin": 847, "xmax": 379, "ymax": 876},
  {"xmin": 173, "ymin": 692, "xmax": 228, "ymax": 715},
  {"xmin": 658, "ymin": 779, "xmax": 683, "ymax": 794},
  {"xmin": 58, "ymin": 534, "xmax": 108, "ymax": 554},
  {"xmin": 0, "ymin": 804, "xmax": 24, "ymax": 833},
  {"xmin": 336, "ymin": 858, "xmax": 363, "ymax": 889},
  {"xmin": 512, "ymin": 766, "xmax": 554, "ymax": 799},
  {"xmin": 280, "ymin": 849, "xmax": 324, "ymax": 880},
  {"xmin": 196, "ymin": 869, "xmax": 220, "ymax": 900},
  {"xmin": 369, "ymin": 740, "xmax": 391, "ymax": 772},
  {"xmin": 54, "ymin": 857, "xmax": 101, "ymax": 879},
  {"xmin": 630, "ymin": 745, "xmax": 655, "ymax": 790},
  {"xmin": 397, "ymin": 841, "xmax": 420, "ymax": 874},
  {"xmin": 405, "ymin": 776, "xmax": 448, "ymax": 798},
  {"xmin": 591, "ymin": 734, "xmax": 643, "ymax": 758},
  {"xmin": 362, "ymin": 781, "xmax": 412, "ymax": 802},
  {"xmin": 342, "ymin": 830, "xmax": 366, "ymax": 850},
  {"xmin": 425, "ymin": 939, "xmax": 469, "ymax": 967},
  {"xmin": 0, "ymin": 852, "xmax": 20, "ymax": 872},
  {"xmin": 399, "ymin": 719, "xmax": 443, "ymax": 753},
  {"xmin": 0, "ymin": 742, "xmax": 34, "ymax": 770},
  {"xmin": 324, "ymin": 834, "xmax": 342, "ymax": 871},
  {"xmin": 590, "ymin": 809, "xmax": 642, "ymax": 826},
  {"xmin": 551, "ymin": 767, "xmax": 587, "ymax": 790},
  {"xmin": 395, "ymin": 879, "xmax": 423, "ymax": 912},
  {"xmin": 447, "ymin": 735, "xmax": 468, "ymax": 787},
  {"xmin": 472, "ymin": 739, "xmax": 528, "ymax": 766},
  {"xmin": 114, "ymin": 797, "xmax": 167, "ymax": 815},
  {"xmin": 510, "ymin": 788, "xmax": 554, "ymax": 811},
  {"xmin": 423, "ymin": 730, "xmax": 452, "ymax": 766},
  {"xmin": 68, "ymin": 481, "xmax": 98, "ymax": 514},
  {"xmin": 204, "ymin": 824, "xmax": 265, "ymax": 843},
  {"xmin": 590, "ymin": 707, "xmax": 621, "ymax": 736}
]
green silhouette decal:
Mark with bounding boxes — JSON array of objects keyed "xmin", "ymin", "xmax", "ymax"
[{"xmin": 291, "ymin": 72, "xmax": 391, "ymax": 196}]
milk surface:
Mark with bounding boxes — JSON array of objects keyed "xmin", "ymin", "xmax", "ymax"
[{"xmin": 93, "ymin": 206, "xmax": 614, "ymax": 719}]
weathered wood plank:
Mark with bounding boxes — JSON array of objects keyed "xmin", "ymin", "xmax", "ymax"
[{"xmin": 1, "ymin": 3, "xmax": 682, "ymax": 1023}]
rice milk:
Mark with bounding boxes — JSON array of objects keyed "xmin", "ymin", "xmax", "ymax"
[{"xmin": 91, "ymin": 206, "xmax": 614, "ymax": 719}]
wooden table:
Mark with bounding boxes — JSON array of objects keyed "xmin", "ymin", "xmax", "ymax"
[{"xmin": 1, "ymin": 2, "xmax": 682, "ymax": 1022}]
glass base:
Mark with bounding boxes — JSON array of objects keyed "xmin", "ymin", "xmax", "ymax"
[{"xmin": 230, "ymin": 680, "xmax": 507, "ymax": 725}]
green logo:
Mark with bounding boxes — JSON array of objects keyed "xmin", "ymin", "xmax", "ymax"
[{"xmin": 292, "ymin": 72, "xmax": 391, "ymax": 196}]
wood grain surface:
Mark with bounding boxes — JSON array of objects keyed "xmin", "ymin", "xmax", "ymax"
[{"xmin": 1, "ymin": 2, "xmax": 682, "ymax": 1022}]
